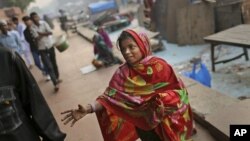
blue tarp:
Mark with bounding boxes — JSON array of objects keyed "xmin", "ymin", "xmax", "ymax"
[{"xmin": 88, "ymin": 0, "xmax": 118, "ymax": 14}]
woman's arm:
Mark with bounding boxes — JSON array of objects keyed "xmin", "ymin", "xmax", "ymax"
[
  {"xmin": 88, "ymin": 101, "xmax": 103, "ymax": 113},
  {"xmin": 61, "ymin": 101, "xmax": 103, "ymax": 127}
]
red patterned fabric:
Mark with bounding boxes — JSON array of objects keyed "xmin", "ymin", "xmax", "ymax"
[{"xmin": 96, "ymin": 29, "xmax": 194, "ymax": 141}]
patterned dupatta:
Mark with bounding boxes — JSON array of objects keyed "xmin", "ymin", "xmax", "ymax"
[{"xmin": 96, "ymin": 29, "xmax": 193, "ymax": 141}]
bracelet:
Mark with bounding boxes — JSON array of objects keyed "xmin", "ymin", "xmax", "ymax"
[
  {"xmin": 87, "ymin": 103, "xmax": 96, "ymax": 113},
  {"xmin": 91, "ymin": 102, "xmax": 96, "ymax": 112},
  {"xmin": 87, "ymin": 104, "xmax": 93, "ymax": 113}
]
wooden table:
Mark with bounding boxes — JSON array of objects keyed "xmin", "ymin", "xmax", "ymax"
[{"xmin": 204, "ymin": 24, "xmax": 250, "ymax": 72}]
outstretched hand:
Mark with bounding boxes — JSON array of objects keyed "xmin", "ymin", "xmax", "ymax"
[{"xmin": 61, "ymin": 104, "xmax": 89, "ymax": 127}]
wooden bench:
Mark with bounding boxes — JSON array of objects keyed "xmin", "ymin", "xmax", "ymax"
[
  {"xmin": 77, "ymin": 27, "xmax": 97, "ymax": 43},
  {"xmin": 204, "ymin": 24, "xmax": 250, "ymax": 72},
  {"xmin": 180, "ymin": 75, "xmax": 250, "ymax": 141}
]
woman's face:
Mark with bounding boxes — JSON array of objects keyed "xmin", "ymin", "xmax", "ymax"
[{"xmin": 120, "ymin": 37, "xmax": 143, "ymax": 65}]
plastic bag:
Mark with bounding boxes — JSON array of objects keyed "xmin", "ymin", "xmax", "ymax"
[{"xmin": 183, "ymin": 62, "xmax": 211, "ymax": 87}]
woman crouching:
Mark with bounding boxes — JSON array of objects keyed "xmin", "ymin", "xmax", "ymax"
[{"xmin": 62, "ymin": 29, "xmax": 194, "ymax": 141}]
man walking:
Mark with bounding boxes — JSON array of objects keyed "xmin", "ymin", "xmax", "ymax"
[
  {"xmin": 22, "ymin": 16, "xmax": 50, "ymax": 81},
  {"xmin": 30, "ymin": 12, "xmax": 62, "ymax": 92},
  {"xmin": 58, "ymin": 9, "xmax": 68, "ymax": 35}
]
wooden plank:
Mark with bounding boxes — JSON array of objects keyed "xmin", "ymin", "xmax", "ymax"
[
  {"xmin": 242, "ymin": 0, "xmax": 250, "ymax": 24},
  {"xmin": 132, "ymin": 26, "xmax": 159, "ymax": 39},
  {"xmin": 153, "ymin": 0, "xmax": 189, "ymax": 43},
  {"xmin": 214, "ymin": 3, "xmax": 242, "ymax": 31},
  {"xmin": 204, "ymin": 24, "xmax": 250, "ymax": 48},
  {"xmin": 184, "ymin": 77, "xmax": 239, "ymax": 140},
  {"xmin": 203, "ymin": 0, "xmax": 216, "ymax": 3},
  {"xmin": 179, "ymin": 75, "xmax": 198, "ymax": 88},
  {"xmin": 193, "ymin": 109, "xmax": 229, "ymax": 141},
  {"xmin": 177, "ymin": 3, "xmax": 215, "ymax": 45},
  {"xmin": 192, "ymin": 122, "xmax": 216, "ymax": 141},
  {"xmin": 77, "ymin": 27, "xmax": 97, "ymax": 43},
  {"xmin": 176, "ymin": 5, "xmax": 191, "ymax": 45},
  {"xmin": 179, "ymin": 74, "xmax": 247, "ymax": 141},
  {"xmin": 206, "ymin": 99, "xmax": 250, "ymax": 138},
  {"xmin": 216, "ymin": 0, "xmax": 243, "ymax": 6},
  {"xmin": 187, "ymin": 82, "xmax": 239, "ymax": 117}
]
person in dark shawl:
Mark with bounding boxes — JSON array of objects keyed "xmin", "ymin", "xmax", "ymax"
[
  {"xmin": 97, "ymin": 26, "xmax": 113, "ymax": 50},
  {"xmin": 93, "ymin": 34, "xmax": 122, "ymax": 67},
  {"xmin": 0, "ymin": 46, "xmax": 66, "ymax": 141}
]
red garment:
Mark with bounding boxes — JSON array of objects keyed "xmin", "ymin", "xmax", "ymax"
[{"xmin": 96, "ymin": 29, "xmax": 194, "ymax": 141}]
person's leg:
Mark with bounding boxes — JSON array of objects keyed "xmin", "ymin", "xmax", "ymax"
[
  {"xmin": 24, "ymin": 51, "xmax": 32, "ymax": 66},
  {"xmin": 32, "ymin": 50, "xmax": 49, "ymax": 80},
  {"xmin": 39, "ymin": 50, "xmax": 58, "ymax": 86},
  {"xmin": 48, "ymin": 47, "xmax": 59, "ymax": 79},
  {"xmin": 61, "ymin": 23, "xmax": 69, "ymax": 36},
  {"xmin": 32, "ymin": 51, "xmax": 44, "ymax": 71},
  {"xmin": 22, "ymin": 44, "xmax": 33, "ymax": 67}
]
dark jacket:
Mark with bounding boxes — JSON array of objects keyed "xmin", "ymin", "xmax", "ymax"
[
  {"xmin": 23, "ymin": 27, "xmax": 38, "ymax": 52},
  {"xmin": 0, "ymin": 47, "xmax": 66, "ymax": 141}
]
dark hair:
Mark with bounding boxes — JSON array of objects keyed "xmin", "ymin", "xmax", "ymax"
[
  {"xmin": 30, "ymin": 12, "xmax": 38, "ymax": 18},
  {"xmin": 116, "ymin": 31, "xmax": 134, "ymax": 50},
  {"xmin": 12, "ymin": 16, "xmax": 18, "ymax": 22},
  {"xmin": 22, "ymin": 16, "xmax": 30, "ymax": 22}
]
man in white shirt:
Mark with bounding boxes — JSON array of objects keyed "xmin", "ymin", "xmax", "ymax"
[{"xmin": 30, "ymin": 12, "xmax": 62, "ymax": 92}]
